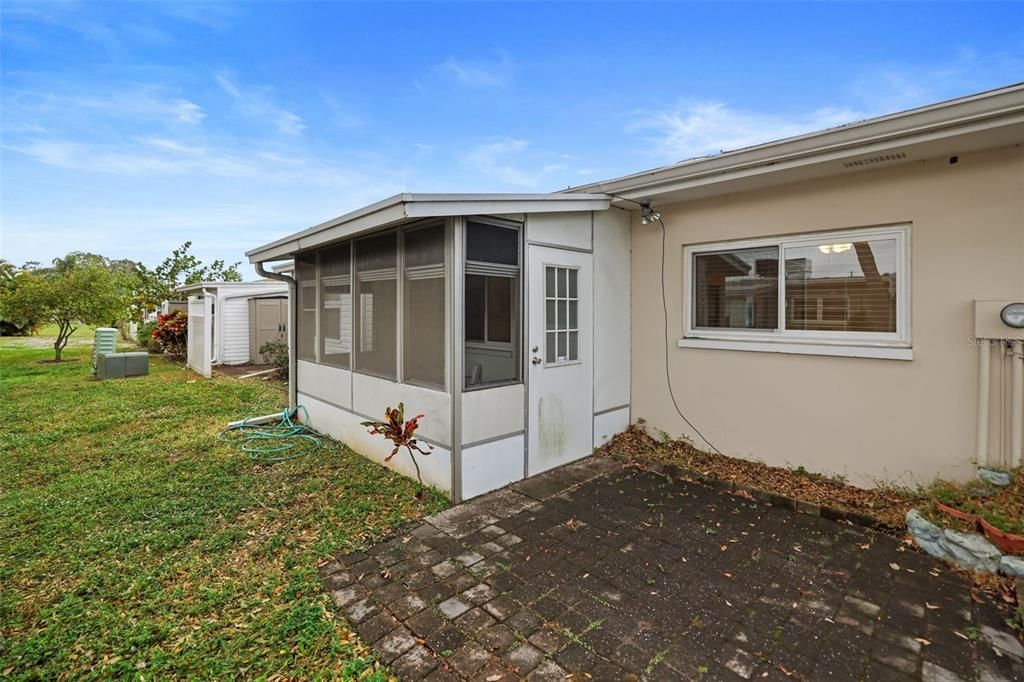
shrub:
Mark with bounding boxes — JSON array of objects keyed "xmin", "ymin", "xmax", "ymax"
[
  {"xmin": 137, "ymin": 320, "xmax": 159, "ymax": 351},
  {"xmin": 153, "ymin": 311, "xmax": 188, "ymax": 360},
  {"xmin": 258, "ymin": 338, "xmax": 289, "ymax": 378}
]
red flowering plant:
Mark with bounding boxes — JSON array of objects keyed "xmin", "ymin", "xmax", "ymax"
[
  {"xmin": 361, "ymin": 402, "xmax": 432, "ymax": 488},
  {"xmin": 152, "ymin": 311, "xmax": 188, "ymax": 360}
]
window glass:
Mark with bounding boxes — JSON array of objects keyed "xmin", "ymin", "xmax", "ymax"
[
  {"xmin": 464, "ymin": 221, "xmax": 521, "ymax": 388},
  {"xmin": 544, "ymin": 265, "xmax": 580, "ymax": 363},
  {"xmin": 404, "ymin": 223, "xmax": 446, "ymax": 388},
  {"xmin": 354, "ymin": 231, "xmax": 397, "ymax": 379},
  {"xmin": 319, "ymin": 243, "xmax": 351, "ymax": 368},
  {"xmin": 785, "ymin": 238, "xmax": 898, "ymax": 333},
  {"xmin": 465, "ymin": 274, "xmax": 486, "ymax": 342},
  {"xmin": 486, "ymin": 276, "xmax": 513, "ymax": 343},
  {"xmin": 466, "ymin": 221, "xmax": 518, "ymax": 265},
  {"xmin": 693, "ymin": 246, "xmax": 779, "ymax": 330},
  {"xmin": 296, "ymin": 252, "xmax": 316, "ymax": 362}
]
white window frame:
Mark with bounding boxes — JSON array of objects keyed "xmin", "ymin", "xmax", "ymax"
[
  {"xmin": 680, "ymin": 224, "xmax": 912, "ymax": 360},
  {"xmin": 463, "ymin": 216, "xmax": 523, "ymax": 390}
]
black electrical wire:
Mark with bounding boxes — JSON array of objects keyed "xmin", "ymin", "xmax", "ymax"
[
  {"xmin": 601, "ymin": 190, "xmax": 723, "ymax": 455},
  {"xmin": 655, "ymin": 214, "xmax": 723, "ymax": 456}
]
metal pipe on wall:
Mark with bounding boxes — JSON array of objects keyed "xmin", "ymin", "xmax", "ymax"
[
  {"xmin": 976, "ymin": 339, "xmax": 990, "ymax": 466},
  {"xmin": 1012, "ymin": 339, "xmax": 1023, "ymax": 468},
  {"xmin": 255, "ymin": 262, "xmax": 297, "ymax": 410}
]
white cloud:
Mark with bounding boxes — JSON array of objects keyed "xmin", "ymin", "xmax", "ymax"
[
  {"xmin": 628, "ymin": 49, "xmax": 1024, "ymax": 164},
  {"xmin": 628, "ymin": 101, "xmax": 865, "ymax": 162},
  {"xmin": 436, "ymin": 55, "xmax": 511, "ymax": 87},
  {"xmin": 7, "ymin": 135, "xmax": 376, "ymax": 190},
  {"xmin": 462, "ymin": 138, "xmax": 537, "ymax": 187},
  {"xmin": 5, "ymin": 86, "xmax": 206, "ymax": 126},
  {"xmin": 215, "ymin": 73, "xmax": 305, "ymax": 136}
]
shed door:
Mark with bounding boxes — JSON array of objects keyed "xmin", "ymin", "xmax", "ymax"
[
  {"xmin": 252, "ymin": 299, "xmax": 287, "ymax": 364},
  {"xmin": 527, "ymin": 245, "xmax": 593, "ymax": 475}
]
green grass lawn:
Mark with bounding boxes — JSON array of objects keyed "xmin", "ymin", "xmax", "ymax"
[{"xmin": 0, "ymin": 337, "xmax": 447, "ymax": 679}]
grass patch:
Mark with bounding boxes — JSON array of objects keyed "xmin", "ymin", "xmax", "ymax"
[{"xmin": 0, "ymin": 337, "xmax": 447, "ymax": 679}]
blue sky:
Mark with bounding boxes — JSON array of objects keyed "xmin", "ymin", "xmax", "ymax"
[{"xmin": 2, "ymin": 1, "xmax": 1022, "ymax": 276}]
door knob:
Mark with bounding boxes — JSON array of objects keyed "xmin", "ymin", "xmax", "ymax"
[{"xmin": 531, "ymin": 356, "xmax": 542, "ymax": 365}]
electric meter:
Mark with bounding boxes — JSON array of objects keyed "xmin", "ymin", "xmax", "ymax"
[{"xmin": 1001, "ymin": 302, "xmax": 1024, "ymax": 329}]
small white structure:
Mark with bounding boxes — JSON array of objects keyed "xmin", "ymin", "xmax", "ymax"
[
  {"xmin": 246, "ymin": 194, "xmax": 630, "ymax": 501},
  {"xmin": 180, "ymin": 281, "xmax": 289, "ymax": 375}
]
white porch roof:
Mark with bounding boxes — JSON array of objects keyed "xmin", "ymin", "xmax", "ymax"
[{"xmin": 246, "ymin": 192, "xmax": 610, "ymax": 263}]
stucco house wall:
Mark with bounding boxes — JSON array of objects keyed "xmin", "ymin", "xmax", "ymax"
[{"xmin": 630, "ymin": 144, "xmax": 1024, "ymax": 487}]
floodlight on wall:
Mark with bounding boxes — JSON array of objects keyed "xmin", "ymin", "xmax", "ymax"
[{"xmin": 640, "ymin": 205, "xmax": 662, "ymax": 225}]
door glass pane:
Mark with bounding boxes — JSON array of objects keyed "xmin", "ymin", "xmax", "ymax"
[
  {"xmin": 404, "ymin": 223, "xmax": 446, "ymax": 388},
  {"xmin": 545, "ymin": 332, "xmax": 556, "ymax": 363},
  {"xmin": 693, "ymin": 246, "xmax": 779, "ymax": 330},
  {"xmin": 354, "ymin": 232, "xmax": 397, "ymax": 378},
  {"xmin": 784, "ymin": 238, "xmax": 898, "ymax": 333},
  {"xmin": 543, "ymin": 265, "xmax": 582, "ymax": 364}
]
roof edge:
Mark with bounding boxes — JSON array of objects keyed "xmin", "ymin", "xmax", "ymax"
[{"xmin": 246, "ymin": 192, "xmax": 610, "ymax": 263}]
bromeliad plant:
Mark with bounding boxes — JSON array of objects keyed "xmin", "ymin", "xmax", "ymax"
[{"xmin": 361, "ymin": 402, "xmax": 432, "ymax": 489}]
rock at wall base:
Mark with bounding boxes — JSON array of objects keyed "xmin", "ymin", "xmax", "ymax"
[
  {"xmin": 942, "ymin": 528, "xmax": 1002, "ymax": 573},
  {"xmin": 905, "ymin": 509, "xmax": 1002, "ymax": 573},
  {"xmin": 907, "ymin": 510, "xmax": 952, "ymax": 561},
  {"xmin": 1000, "ymin": 555, "xmax": 1024, "ymax": 577},
  {"xmin": 977, "ymin": 468, "xmax": 1012, "ymax": 487}
]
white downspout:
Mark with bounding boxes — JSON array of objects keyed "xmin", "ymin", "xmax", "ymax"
[
  {"xmin": 1011, "ymin": 339, "xmax": 1023, "ymax": 468},
  {"xmin": 255, "ymin": 262, "xmax": 297, "ymax": 410},
  {"xmin": 976, "ymin": 339, "xmax": 990, "ymax": 467}
]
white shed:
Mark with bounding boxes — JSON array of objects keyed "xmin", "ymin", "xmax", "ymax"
[
  {"xmin": 179, "ymin": 280, "xmax": 290, "ymax": 373},
  {"xmin": 246, "ymin": 194, "xmax": 630, "ymax": 502}
]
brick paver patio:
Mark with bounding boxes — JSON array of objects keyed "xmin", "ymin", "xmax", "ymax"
[{"xmin": 319, "ymin": 457, "xmax": 1024, "ymax": 681}]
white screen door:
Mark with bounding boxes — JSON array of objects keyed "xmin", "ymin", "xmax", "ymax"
[{"xmin": 527, "ymin": 245, "xmax": 593, "ymax": 475}]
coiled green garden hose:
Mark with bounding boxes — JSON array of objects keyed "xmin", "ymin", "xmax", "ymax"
[{"xmin": 219, "ymin": 406, "xmax": 323, "ymax": 462}]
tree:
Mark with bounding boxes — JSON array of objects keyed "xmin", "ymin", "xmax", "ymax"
[
  {"xmin": 0, "ymin": 259, "xmax": 132, "ymax": 361},
  {"xmin": 0, "ymin": 260, "xmax": 40, "ymax": 335},
  {"xmin": 133, "ymin": 242, "xmax": 242, "ymax": 318}
]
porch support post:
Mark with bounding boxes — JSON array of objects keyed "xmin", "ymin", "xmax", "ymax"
[{"xmin": 450, "ymin": 217, "xmax": 465, "ymax": 503}]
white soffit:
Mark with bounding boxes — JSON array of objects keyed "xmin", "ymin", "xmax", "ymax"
[
  {"xmin": 569, "ymin": 82, "xmax": 1024, "ymax": 205},
  {"xmin": 247, "ymin": 193, "xmax": 610, "ymax": 263}
]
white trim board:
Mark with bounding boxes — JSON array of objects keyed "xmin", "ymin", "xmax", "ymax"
[{"xmin": 678, "ymin": 337, "xmax": 913, "ymax": 361}]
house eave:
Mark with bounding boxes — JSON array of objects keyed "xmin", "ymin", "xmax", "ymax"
[
  {"xmin": 246, "ymin": 193, "xmax": 611, "ymax": 263},
  {"xmin": 568, "ymin": 81, "xmax": 1024, "ymax": 205},
  {"xmin": 175, "ymin": 280, "xmax": 285, "ymax": 295}
]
